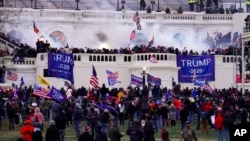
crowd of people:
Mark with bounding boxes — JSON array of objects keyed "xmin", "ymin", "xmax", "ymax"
[
  {"xmin": 0, "ymin": 32, "xmax": 242, "ymax": 62},
  {"xmin": 0, "ymin": 80, "xmax": 249, "ymax": 141}
]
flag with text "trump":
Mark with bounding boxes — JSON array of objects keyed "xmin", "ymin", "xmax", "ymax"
[{"xmin": 131, "ymin": 74, "xmax": 143, "ymax": 86}]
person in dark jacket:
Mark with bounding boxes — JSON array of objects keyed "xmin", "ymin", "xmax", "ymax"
[
  {"xmin": 99, "ymin": 109, "xmax": 110, "ymax": 134},
  {"xmin": 32, "ymin": 123, "xmax": 43, "ymax": 141},
  {"xmin": 142, "ymin": 117, "xmax": 155, "ymax": 141},
  {"xmin": 55, "ymin": 109, "xmax": 67, "ymax": 141},
  {"xmin": 180, "ymin": 106, "xmax": 189, "ymax": 130},
  {"xmin": 127, "ymin": 121, "xmax": 144, "ymax": 141},
  {"xmin": 223, "ymin": 113, "xmax": 233, "ymax": 141},
  {"xmin": 78, "ymin": 126, "xmax": 94, "ymax": 141},
  {"xmin": 45, "ymin": 120, "xmax": 60, "ymax": 141},
  {"xmin": 7, "ymin": 104, "xmax": 15, "ymax": 130},
  {"xmin": 73, "ymin": 104, "xmax": 83, "ymax": 138},
  {"xmin": 94, "ymin": 125, "xmax": 108, "ymax": 141},
  {"xmin": 108, "ymin": 123, "xmax": 123, "ymax": 141}
]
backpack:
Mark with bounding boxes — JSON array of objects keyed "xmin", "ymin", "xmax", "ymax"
[{"xmin": 201, "ymin": 111, "xmax": 208, "ymax": 121}]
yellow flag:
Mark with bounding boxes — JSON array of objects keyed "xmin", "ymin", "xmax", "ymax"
[{"xmin": 38, "ymin": 75, "xmax": 50, "ymax": 86}]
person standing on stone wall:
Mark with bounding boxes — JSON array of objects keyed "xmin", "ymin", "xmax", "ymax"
[
  {"xmin": 140, "ymin": 0, "xmax": 146, "ymax": 11},
  {"xmin": 188, "ymin": 0, "xmax": 196, "ymax": 11},
  {"xmin": 247, "ymin": 0, "xmax": 250, "ymax": 13},
  {"xmin": 0, "ymin": 0, "xmax": 3, "ymax": 7}
]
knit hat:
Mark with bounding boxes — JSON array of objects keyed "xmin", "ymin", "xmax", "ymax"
[{"xmin": 83, "ymin": 126, "xmax": 90, "ymax": 132}]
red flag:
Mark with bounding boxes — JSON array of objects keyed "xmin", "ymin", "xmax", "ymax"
[
  {"xmin": 33, "ymin": 21, "xmax": 39, "ymax": 33},
  {"xmin": 130, "ymin": 30, "xmax": 135, "ymax": 41}
]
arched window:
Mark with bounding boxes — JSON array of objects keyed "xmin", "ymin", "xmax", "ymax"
[
  {"xmin": 160, "ymin": 55, "xmax": 163, "ymax": 60},
  {"xmin": 74, "ymin": 55, "xmax": 77, "ymax": 61},
  {"xmin": 137, "ymin": 55, "xmax": 140, "ymax": 61},
  {"xmin": 40, "ymin": 55, "xmax": 44, "ymax": 61},
  {"xmin": 78, "ymin": 55, "xmax": 81, "ymax": 61},
  {"xmin": 222, "ymin": 56, "xmax": 226, "ymax": 62},
  {"xmin": 93, "ymin": 56, "xmax": 96, "ymax": 61},
  {"xmin": 124, "ymin": 56, "xmax": 127, "ymax": 62},
  {"xmin": 105, "ymin": 56, "xmax": 108, "ymax": 61},
  {"xmin": 101, "ymin": 56, "xmax": 104, "ymax": 61},
  {"xmin": 128, "ymin": 56, "xmax": 131, "ymax": 62},
  {"xmin": 144, "ymin": 55, "xmax": 147, "ymax": 60},
  {"xmin": 89, "ymin": 55, "xmax": 92, "ymax": 61},
  {"xmin": 113, "ymin": 56, "xmax": 116, "ymax": 61},
  {"xmin": 164, "ymin": 55, "xmax": 168, "ymax": 60},
  {"xmin": 141, "ymin": 55, "xmax": 144, "ymax": 61},
  {"xmin": 97, "ymin": 56, "xmax": 100, "ymax": 61}
]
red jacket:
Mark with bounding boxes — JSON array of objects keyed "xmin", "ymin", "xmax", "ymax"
[
  {"xmin": 215, "ymin": 113, "xmax": 224, "ymax": 130},
  {"xmin": 20, "ymin": 124, "xmax": 34, "ymax": 141}
]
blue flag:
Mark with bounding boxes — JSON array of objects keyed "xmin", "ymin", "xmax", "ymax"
[
  {"xmin": 48, "ymin": 53, "xmax": 74, "ymax": 83},
  {"xmin": 48, "ymin": 86, "xmax": 66, "ymax": 103},
  {"xmin": 147, "ymin": 74, "xmax": 161, "ymax": 85},
  {"xmin": 131, "ymin": 74, "xmax": 142, "ymax": 86},
  {"xmin": 20, "ymin": 77, "xmax": 25, "ymax": 87},
  {"xmin": 13, "ymin": 85, "xmax": 18, "ymax": 99},
  {"xmin": 106, "ymin": 70, "xmax": 121, "ymax": 86},
  {"xmin": 193, "ymin": 78, "xmax": 206, "ymax": 87}
]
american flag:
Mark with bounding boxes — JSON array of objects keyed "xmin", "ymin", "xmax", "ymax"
[
  {"xmin": 150, "ymin": 56, "xmax": 158, "ymax": 63},
  {"xmin": 6, "ymin": 71, "xmax": 18, "ymax": 81},
  {"xmin": 203, "ymin": 81, "xmax": 214, "ymax": 94},
  {"xmin": 33, "ymin": 84, "xmax": 51, "ymax": 98},
  {"xmin": 90, "ymin": 65, "xmax": 99, "ymax": 88}
]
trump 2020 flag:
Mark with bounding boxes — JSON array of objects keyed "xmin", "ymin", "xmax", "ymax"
[
  {"xmin": 106, "ymin": 70, "xmax": 121, "ymax": 86},
  {"xmin": 48, "ymin": 86, "xmax": 66, "ymax": 103},
  {"xmin": 193, "ymin": 78, "xmax": 206, "ymax": 87},
  {"xmin": 131, "ymin": 74, "xmax": 142, "ymax": 86},
  {"xmin": 147, "ymin": 74, "xmax": 161, "ymax": 86},
  {"xmin": 48, "ymin": 53, "xmax": 74, "ymax": 83}
]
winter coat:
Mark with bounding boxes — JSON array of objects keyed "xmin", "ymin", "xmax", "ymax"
[
  {"xmin": 20, "ymin": 125, "xmax": 34, "ymax": 141},
  {"xmin": 78, "ymin": 132, "xmax": 94, "ymax": 141},
  {"xmin": 45, "ymin": 125, "xmax": 60, "ymax": 141},
  {"xmin": 109, "ymin": 126, "xmax": 123, "ymax": 141}
]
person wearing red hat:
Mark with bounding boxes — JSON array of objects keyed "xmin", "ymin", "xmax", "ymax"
[
  {"xmin": 78, "ymin": 125, "xmax": 94, "ymax": 141},
  {"xmin": 20, "ymin": 120, "xmax": 34, "ymax": 141}
]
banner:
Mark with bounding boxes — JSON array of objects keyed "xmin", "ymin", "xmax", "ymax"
[
  {"xmin": 48, "ymin": 86, "xmax": 66, "ymax": 103},
  {"xmin": 147, "ymin": 74, "xmax": 161, "ymax": 85},
  {"xmin": 177, "ymin": 55, "xmax": 215, "ymax": 82},
  {"xmin": 131, "ymin": 74, "xmax": 142, "ymax": 86},
  {"xmin": 48, "ymin": 53, "xmax": 74, "ymax": 83}
]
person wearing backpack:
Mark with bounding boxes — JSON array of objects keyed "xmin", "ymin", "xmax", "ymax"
[{"xmin": 200, "ymin": 109, "xmax": 209, "ymax": 135}]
